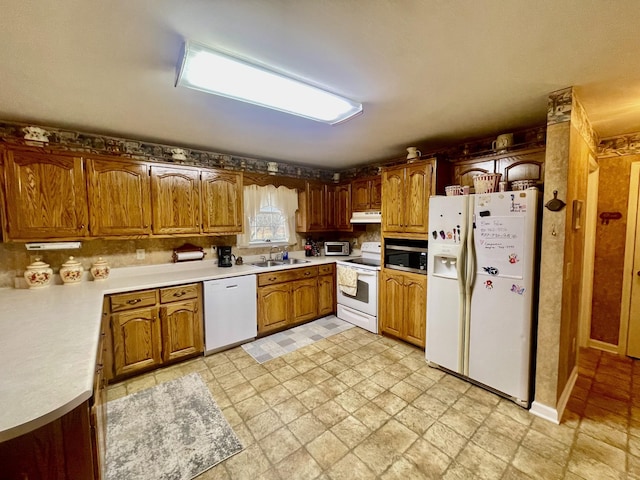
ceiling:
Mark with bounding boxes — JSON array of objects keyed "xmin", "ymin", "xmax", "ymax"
[{"xmin": 1, "ymin": 1, "xmax": 640, "ymax": 169}]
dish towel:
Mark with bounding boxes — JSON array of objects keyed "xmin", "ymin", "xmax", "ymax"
[{"xmin": 337, "ymin": 265, "xmax": 358, "ymax": 296}]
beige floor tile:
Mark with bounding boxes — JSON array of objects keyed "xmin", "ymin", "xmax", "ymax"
[
  {"xmin": 579, "ymin": 415, "xmax": 628, "ymax": 450},
  {"xmin": 306, "ymin": 431, "xmax": 349, "ymax": 470},
  {"xmin": 216, "ymin": 371, "xmax": 246, "ymax": 390},
  {"xmin": 389, "ymin": 380, "xmax": 422, "ymax": 403},
  {"xmin": 271, "ymin": 364, "xmax": 299, "ymax": 383},
  {"xmin": 500, "ymin": 466, "xmax": 534, "ymax": 480},
  {"xmin": 275, "ymin": 446, "xmax": 323, "ymax": 480},
  {"xmin": 441, "ymin": 462, "xmax": 476, "ymax": 480},
  {"xmin": 297, "ymin": 385, "xmax": 330, "ymax": 409},
  {"xmin": 262, "ymin": 356, "xmax": 287, "ymax": 371},
  {"xmin": 124, "ymin": 374, "xmax": 156, "ymax": 394},
  {"xmin": 372, "ymin": 390, "xmax": 407, "ymax": 415},
  {"xmin": 333, "ymin": 388, "xmax": 368, "ymax": 413},
  {"xmin": 155, "ymin": 366, "xmax": 188, "ymax": 383},
  {"xmin": 352, "ymin": 378, "xmax": 386, "ymax": 400},
  {"xmin": 520, "ymin": 428, "xmax": 570, "ymax": 467},
  {"xmin": 272, "ymin": 396, "xmax": 308, "ymax": 424},
  {"xmin": 395, "ymin": 404, "xmax": 436, "ymax": 436},
  {"xmin": 224, "ymin": 444, "xmax": 271, "ymax": 480},
  {"xmin": 249, "ymin": 372, "xmax": 280, "ymax": 392},
  {"xmin": 288, "ymin": 412, "xmax": 327, "ymax": 445},
  {"xmin": 353, "ymin": 419, "xmax": 418, "ymax": 475},
  {"xmin": 106, "ymin": 384, "xmax": 127, "ymax": 401},
  {"xmin": 327, "ymin": 452, "xmax": 376, "ymax": 480},
  {"xmin": 313, "ymin": 399, "xmax": 350, "ymax": 427},
  {"xmin": 258, "ymin": 426, "xmax": 302, "ymax": 464},
  {"xmin": 240, "ymin": 363, "xmax": 268, "ymax": 381},
  {"xmin": 385, "ymin": 362, "xmax": 413, "ymax": 380},
  {"xmin": 336, "ymin": 368, "xmax": 366, "ymax": 386},
  {"xmin": 403, "ymin": 437, "xmax": 451, "ymax": 478},
  {"xmin": 566, "ymin": 449, "xmax": 624, "ymax": 480},
  {"xmin": 495, "ymin": 399, "xmax": 533, "ymax": 427},
  {"xmin": 483, "ymin": 410, "xmax": 529, "ymax": 443},
  {"xmin": 423, "ymin": 422, "xmax": 468, "ymax": 459},
  {"xmin": 318, "ymin": 377, "xmax": 349, "ymax": 396},
  {"xmin": 514, "ymin": 443, "xmax": 568, "ymax": 480},
  {"xmin": 245, "ymin": 409, "xmax": 283, "ymax": 440},
  {"xmin": 209, "ymin": 362, "xmax": 238, "ymax": 379},
  {"xmin": 370, "ymin": 370, "xmax": 401, "ymax": 389},
  {"xmin": 304, "ymin": 366, "xmax": 332, "ymax": 384},
  {"xmin": 438, "ymin": 408, "xmax": 480, "ymax": 439},
  {"xmin": 260, "ymin": 383, "xmax": 292, "ymax": 406},
  {"xmin": 412, "ymin": 392, "xmax": 449, "ymax": 418},
  {"xmin": 221, "ymin": 406, "xmax": 242, "ymax": 427},
  {"xmin": 225, "ymin": 382, "xmax": 257, "ymax": 403},
  {"xmin": 529, "ymin": 416, "xmax": 576, "ymax": 446},
  {"xmin": 291, "ymin": 357, "xmax": 316, "ymax": 374},
  {"xmin": 571, "ymin": 432, "xmax": 626, "ymax": 472},
  {"xmin": 470, "ymin": 425, "xmax": 519, "ymax": 463},
  {"xmin": 381, "ymin": 457, "xmax": 429, "ymax": 480},
  {"xmin": 456, "ymin": 442, "xmax": 508, "ymax": 479},
  {"xmin": 451, "ymin": 394, "xmax": 493, "ymax": 424},
  {"xmin": 330, "ymin": 415, "xmax": 371, "ymax": 448},
  {"xmin": 353, "ymin": 402, "xmax": 391, "ymax": 430}
]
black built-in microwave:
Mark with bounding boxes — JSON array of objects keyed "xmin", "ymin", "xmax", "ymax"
[{"xmin": 384, "ymin": 238, "xmax": 428, "ymax": 274}]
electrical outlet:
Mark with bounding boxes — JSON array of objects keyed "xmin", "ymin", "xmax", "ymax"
[{"xmin": 136, "ymin": 249, "xmax": 145, "ymax": 260}]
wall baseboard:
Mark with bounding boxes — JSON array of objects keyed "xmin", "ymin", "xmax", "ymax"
[
  {"xmin": 530, "ymin": 366, "xmax": 578, "ymax": 424},
  {"xmin": 588, "ymin": 339, "xmax": 619, "ymax": 354}
]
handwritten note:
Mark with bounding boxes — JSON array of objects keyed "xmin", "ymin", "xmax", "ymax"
[{"xmin": 475, "ymin": 216, "xmax": 524, "ymax": 279}]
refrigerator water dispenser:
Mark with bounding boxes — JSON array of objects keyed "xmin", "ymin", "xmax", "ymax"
[{"xmin": 433, "ymin": 255, "xmax": 458, "ymax": 279}]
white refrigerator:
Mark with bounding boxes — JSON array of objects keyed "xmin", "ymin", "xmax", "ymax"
[{"xmin": 425, "ymin": 190, "xmax": 538, "ymax": 407}]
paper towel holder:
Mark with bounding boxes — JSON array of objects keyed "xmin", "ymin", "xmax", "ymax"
[{"xmin": 172, "ymin": 243, "xmax": 206, "ymax": 262}]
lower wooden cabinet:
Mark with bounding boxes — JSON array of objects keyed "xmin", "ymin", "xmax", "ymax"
[
  {"xmin": 379, "ymin": 269, "xmax": 427, "ymax": 348},
  {"xmin": 105, "ymin": 283, "xmax": 203, "ymax": 381},
  {"xmin": 318, "ymin": 264, "xmax": 336, "ymax": 316},
  {"xmin": 257, "ymin": 264, "xmax": 335, "ymax": 335}
]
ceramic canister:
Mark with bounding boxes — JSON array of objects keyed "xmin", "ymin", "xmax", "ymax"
[
  {"xmin": 24, "ymin": 257, "xmax": 53, "ymax": 289},
  {"xmin": 90, "ymin": 257, "xmax": 110, "ymax": 281},
  {"xmin": 60, "ymin": 256, "xmax": 83, "ymax": 285}
]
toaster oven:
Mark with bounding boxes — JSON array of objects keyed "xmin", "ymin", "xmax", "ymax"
[{"xmin": 324, "ymin": 241, "xmax": 350, "ymax": 256}]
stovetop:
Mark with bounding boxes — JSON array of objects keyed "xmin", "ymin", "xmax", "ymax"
[{"xmin": 343, "ymin": 257, "xmax": 381, "ymax": 267}]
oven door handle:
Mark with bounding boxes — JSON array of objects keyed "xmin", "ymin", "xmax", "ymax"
[{"xmin": 351, "ymin": 270, "xmax": 376, "ymax": 276}]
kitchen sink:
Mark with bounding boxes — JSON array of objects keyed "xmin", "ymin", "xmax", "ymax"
[{"xmin": 249, "ymin": 258, "xmax": 310, "ymax": 268}]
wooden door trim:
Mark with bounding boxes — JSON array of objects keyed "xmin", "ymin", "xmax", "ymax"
[{"xmin": 620, "ymin": 161, "xmax": 640, "ymax": 356}]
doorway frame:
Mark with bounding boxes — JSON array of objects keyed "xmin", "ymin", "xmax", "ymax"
[
  {"xmin": 578, "ymin": 155, "xmax": 599, "ymax": 349},
  {"xmin": 619, "ymin": 161, "xmax": 640, "ymax": 354}
]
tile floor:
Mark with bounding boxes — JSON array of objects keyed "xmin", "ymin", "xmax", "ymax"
[{"xmin": 108, "ymin": 329, "xmax": 638, "ymax": 479}]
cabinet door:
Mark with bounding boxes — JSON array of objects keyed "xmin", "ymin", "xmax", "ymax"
[
  {"xmin": 382, "ymin": 166, "xmax": 405, "ymax": 233},
  {"xmin": 292, "ymin": 278, "xmax": 318, "ymax": 323},
  {"xmin": 111, "ymin": 307, "xmax": 162, "ymax": 377},
  {"xmin": 379, "ymin": 270, "xmax": 404, "ymax": 338},
  {"xmin": 307, "ymin": 182, "xmax": 326, "ymax": 231},
  {"xmin": 4, "ymin": 149, "xmax": 88, "ymax": 240},
  {"xmin": 498, "ymin": 150, "xmax": 545, "ymax": 184},
  {"xmin": 352, "ymin": 178, "xmax": 371, "ymax": 211},
  {"xmin": 160, "ymin": 298, "xmax": 203, "ymax": 362},
  {"xmin": 404, "ymin": 163, "xmax": 432, "ymax": 234},
  {"xmin": 318, "ymin": 274, "xmax": 335, "ymax": 316},
  {"xmin": 87, "ymin": 158, "xmax": 152, "ymax": 236},
  {"xmin": 335, "ymin": 184, "xmax": 352, "ymax": 231},
  {"xmin": 201, "ymin": 170, "xmax": 243, "ymax": 234},
  {"xmin": 370, "ymin": 177, "xmax": 382, "ymax": 210},
  {"xmin": 325, "ymin": 185, "xmax": 337, "ymax": 230},
  {"xmin": 404, "ymin": 274, "xmax": 427, "ymax": 348},
  {"xmin": 151, "ymin": 165, "xmax": 201, "ymax": 235},
  {"xmin": 453, "ymin": 159, "xmax": 495, "ymax": 188},
  {"xmin": 258, "ymin": 284, "xmax": 291, "ymax": 334}
]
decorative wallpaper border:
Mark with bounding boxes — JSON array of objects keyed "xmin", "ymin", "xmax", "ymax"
[
  {"xmin": 547, "ymin": 87, "xmax": 572, "ymax": 125},
  {"xmin": 0, "ymin": 120, "xmax": 337, "ymax": 182},
  {"xmin": 599, "ymin": 132, "xmax": 640, "ymax": 157},
  {"xmin": 571, "ymin": 92, "xmax": 598, "ymax": 152}
]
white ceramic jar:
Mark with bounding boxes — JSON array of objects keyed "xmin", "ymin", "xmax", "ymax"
[
  {"xmin": 60, "ymin": 256, "xmax": 83, "ymax": 285},
  {"xmin": 90, "ymin": 257, "xmax": 110, "ymax": 281},
  {"xmin": 24, "ymin": 257, "xmax": 53, "ymax": 289}
]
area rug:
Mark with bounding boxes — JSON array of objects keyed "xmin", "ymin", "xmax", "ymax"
[
  {"xmin": 106, "ymin": 373, "xmax": 243, "ymax": 480},
  {"xmin": 242, "ymin": 315, "xmax": 354, "ymax": 364}
]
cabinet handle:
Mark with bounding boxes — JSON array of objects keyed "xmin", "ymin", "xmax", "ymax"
[
  {"xmin": 304, "ymin": 271, "xmax": 311, "ymax": 276},
  {"xmin": 79, "ymin": 223, "xmax": 85, "ymax": 230},
  {"xmin": 269, "ymin": 277, "xmax": 277, "ymax": 281},
  {"xmin": 143, "ymin": 224, "xmax": 149, "ymax": 229},
  {"xmin": 126, "ymin": 298, "xmax": 142, "ymax": 305},
  {"xmin": 173, "ymin": 291, "xmax": 187, "ymax": 297}
]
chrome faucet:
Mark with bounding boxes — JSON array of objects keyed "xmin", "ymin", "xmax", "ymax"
[{"xmin": 269, "ymin": 246, "xmax": 281, "ymax": 261}]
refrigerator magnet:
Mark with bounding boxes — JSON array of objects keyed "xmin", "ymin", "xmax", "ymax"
[
  {"xmin": 511, "ymin": 284, "xmax": 525, "ymax": 295},
  {"xmin": 484, "ymin": 280, "xmax": 494, "ymax": 289}
]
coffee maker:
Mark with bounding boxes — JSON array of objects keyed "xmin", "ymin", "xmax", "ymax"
[{"xmin": 218, "ymin": 246, "xmax": 233, "ymax": 267}]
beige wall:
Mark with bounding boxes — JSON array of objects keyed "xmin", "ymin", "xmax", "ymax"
[
  {"xmin": 534, "ymin": 88, "xmax": 595, "ymax": 410},
  {"xmin": 0, "ymin": 226, "xmax": 380, "ymax": 288},
  {"xmin": 590, "ymin": 154, "xmax": 639, "ymax": 345}
]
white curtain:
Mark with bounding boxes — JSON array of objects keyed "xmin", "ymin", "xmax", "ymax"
[{"xmin": 237, "ymin": 184, "xmax": 298, "ymax": 247}]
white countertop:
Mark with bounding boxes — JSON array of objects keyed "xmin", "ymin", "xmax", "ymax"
[{"xmin": 0, "ymin": 254, "xmax": 353, "ymax": 442}]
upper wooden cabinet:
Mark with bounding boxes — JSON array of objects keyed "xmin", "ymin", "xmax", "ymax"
[
  {"xmin": 3, "ymin": 149, "xmax": 89, "ymax": 240},
  {"xmin": 451, "ymin": 147, "xmax": 545, "ymax": 188},
  {"xmin": 352, "ymin": 176, "xmax": 381, "ymax": 211},
  {"xmin": 87, "ymin": 157, "xmax": 152, "ymax": 236},
  {"xmin": 382, "ymin": 160, "xmax": 433, "ymax": 237},
  {"xmin": 201, "ymin": 170, "xmax": 243, "ymax": 234},
  {"xmin": 297, "ymin": 181, "xmax": 352, "ymax": 233},
  {"xmin": 151, "ymin": 165, "xmax": 201, "ymax": 235}
]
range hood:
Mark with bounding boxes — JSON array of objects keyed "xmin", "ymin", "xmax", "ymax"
[{"xmin": 350, "ymin": 211, "xmax": 382, "ymax": 224}]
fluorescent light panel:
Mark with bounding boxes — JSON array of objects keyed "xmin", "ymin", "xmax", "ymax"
[{"xmin": 176, "ymin": 41, "xmax": 362, "ymax": 125}]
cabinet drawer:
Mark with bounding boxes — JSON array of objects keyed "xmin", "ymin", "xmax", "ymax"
[
  {"xmin": 110, "ymin": 289, "xmax": 158, "ymax": 312},
  {"xmin": 318, "ymin": 264, "xmax": 335, "ymax": 275},
  {"xmin": 159, "ymin": 283, "xmax": 199, "ymax": 304},
  {"xmin": 258, "ymin": 266, "xmax": 318, "ymax": 286}
]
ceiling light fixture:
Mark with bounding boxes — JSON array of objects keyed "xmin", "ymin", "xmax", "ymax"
[{"xmin": 176, "ymin": 40, "xmax": 363, "ymax": 125}]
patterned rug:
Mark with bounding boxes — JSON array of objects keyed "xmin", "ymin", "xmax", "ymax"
[
  {"xmin": 242, "ymin": 315, "xmax": 354, "ymax": 363},
  {"xmin": 106, "ymin": 373, "xmax": 242, "ymax": 480}
]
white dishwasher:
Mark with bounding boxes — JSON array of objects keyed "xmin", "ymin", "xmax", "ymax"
[{"xmin": 203, "ymin": 274, "xmax": 257, "ymax": 355}]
